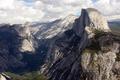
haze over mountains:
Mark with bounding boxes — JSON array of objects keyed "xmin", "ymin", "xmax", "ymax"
[{"xmin": 106, "ymin": 15, "xmax": 120, "ymax": 21}]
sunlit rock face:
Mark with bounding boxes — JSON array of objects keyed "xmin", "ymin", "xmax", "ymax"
[
  {"xmin": 19, "ymin": 23, "xmax": 36, "ymax": 52},
  {"xmin": 20, "ymin": 39, "xmax": 35, "ymax": 52},
  {"xmin": 0, "ymin": 73, "xmax": 11, "ymax": 80},
  {"xmin": 87, "ymin": 8, "xmax": 110, "ymax": 32},
  {"xmin": 0, "ymin": 74, "xmax": 7, "ymax": 80},
  {"xmin": 30, "ymin": 14, "xmax": 77, "ymax": 39},
  {"xmin": 41, "ymin": 8, "xmax": 120, "ymax": 80},
  {"xmin": 80, "ymin": 34, "xmax": 119, "ymax": 80},
  {"xmin": 84, "ymin": 8, "xmax": 111, "ymax": 39}
]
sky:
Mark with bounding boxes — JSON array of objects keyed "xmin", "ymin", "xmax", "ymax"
[{"xmin": 0, "ymin": 0, "xmax": 120, "ymax": 24}]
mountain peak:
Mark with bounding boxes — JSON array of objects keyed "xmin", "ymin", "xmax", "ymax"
[
  {"xmin": 41, "ymin": 8, "xmax": 119, "ymax": 80},
  {"xmin": 86, "ymin": 8, "xmax": 110, "ymax": 32},
  {"xmin": 62, "ymin": 14, "xmax": 77, "ymax": 22}
]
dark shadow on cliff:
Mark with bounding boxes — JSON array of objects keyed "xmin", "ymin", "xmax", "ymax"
[
  {"xmin": 0, "ymin": 24, "xmax": 24, "ymax": 73},
  {"xmin": 42, "ymin": 9, "xmax": 94, "ymax": 80}
]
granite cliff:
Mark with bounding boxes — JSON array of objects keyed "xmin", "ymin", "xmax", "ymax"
[
  {"xmin": 0, "ymin": 8, "xmax": 119, "ymax": 80},
  {"xmin": 41, "ymin": 9, "xmax": 120, "ymax": 80}
]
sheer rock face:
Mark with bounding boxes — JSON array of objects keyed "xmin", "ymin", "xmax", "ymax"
[
  {"xmin": 41, "ymin": 9, "xmax": 120, "ymax": 80},
  {"xmin": 87, "ymin": 8, "xmax": 110, "ymax": 32},
  {"xmin": 41, "ymin": 9, "xmax": 90, "ymax": 74},
  {"xmin": 20, "ymin": 39, "xmax": 35, "ymax": 52},
  {"xmin": 19, "ymin": 23, "xmax": 36, "ymax": 52},
  {"xmin": 85, "ymin": 8, "xmax": 111, "ymax": 39}
]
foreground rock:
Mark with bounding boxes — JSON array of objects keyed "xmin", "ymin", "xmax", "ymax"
[{"xmin": 0, "ymin": 73, "xmax": 11, "ymax": 80}]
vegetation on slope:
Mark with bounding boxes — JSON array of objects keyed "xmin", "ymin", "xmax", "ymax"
[{"xmin": 5, "ymin": 71, "xmax": 47, "ymax": 80}]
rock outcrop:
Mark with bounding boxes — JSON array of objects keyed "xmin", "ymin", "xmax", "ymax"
[
  {"xmin": 19, "ymin": 23, "xmax": 37, "ymax": 52},
  {"xmin": 41, "ymin": 8, "xmax": 120, "ymax": 80},
  {"xmin": 80, "ymin": 34, "xmax": 119, "ymax": 80},
  {"xmin": 0, "ymin": 73, "xmax": 11, "ymax": 80}
]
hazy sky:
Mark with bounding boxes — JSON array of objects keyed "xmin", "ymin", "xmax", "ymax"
[{"xmin": 0, "ymin": 0, "xmax": 120, "ymax": 24}]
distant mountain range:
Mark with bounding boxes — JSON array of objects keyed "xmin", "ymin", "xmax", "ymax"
[
  {"xmin": 106, "ymin": 15, "xmax": 120, "ymax": 21},
  {"xmin": 108, "ymin": 19, "xmax": 120, "ymax": 35}
]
